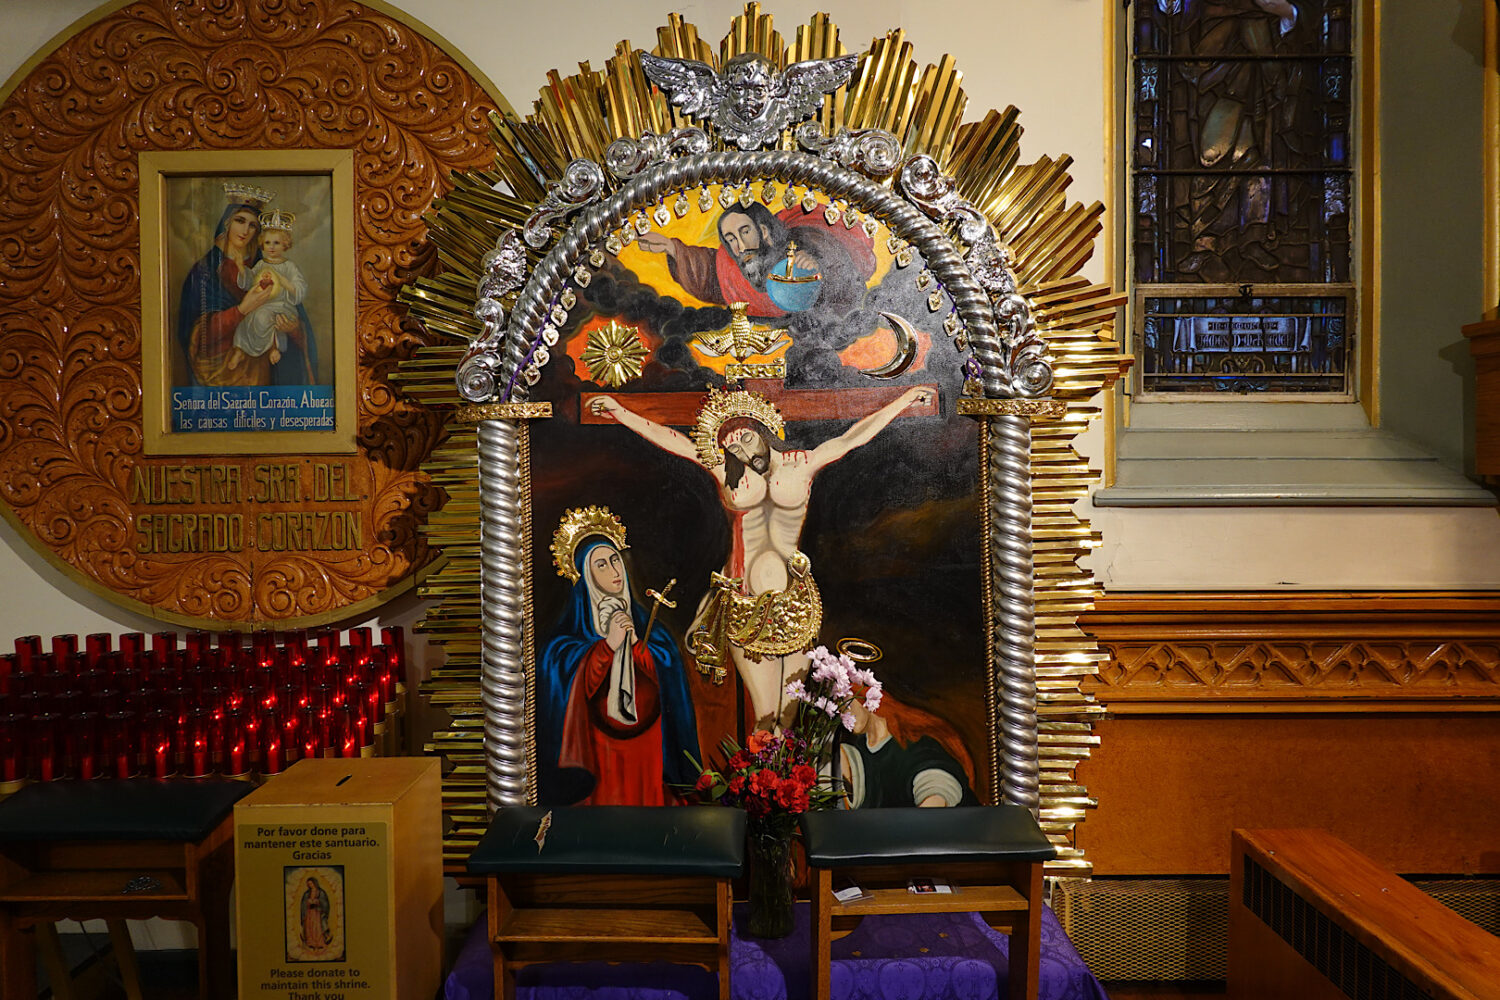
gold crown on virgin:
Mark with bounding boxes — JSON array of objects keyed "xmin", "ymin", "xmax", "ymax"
[
  {"xmin": 551, "ymin": 506, "xmax": 628, "ymax": 583},
  {"xmin": 693, "ymin": 388, "xmax": 785, "ymax": 468},
  {"xmin": 259, "ymin": 208, "xmax": 296, "ymax": 234},
  {"xmin": 222, "ymin": 181, "xmax": 276, "ymax": 208}
]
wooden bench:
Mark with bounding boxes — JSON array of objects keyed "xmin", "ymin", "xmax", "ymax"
[
  {"xmin": 467, "ymin": 805, "xmax": 746, "ymax": 1000},
  {"xmin": 0, "ymin": 778, "xmax": 250, "ymax": 1000},
  {"xmin": 801, "ymin": 806, "xmax": 1056, "ymax": 1000},
  {"xmin": 1231, "ymin": 828, "xmax": 1500, "ymax": 1000}
]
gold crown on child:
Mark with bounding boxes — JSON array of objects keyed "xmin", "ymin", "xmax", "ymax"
[
  {"xmin": 222, "ymin": 181, "xmax": 276, "ymax": 208},
  {"xmin": 259, "ymin": 208, "xmax": 296, "ymax": 234}
]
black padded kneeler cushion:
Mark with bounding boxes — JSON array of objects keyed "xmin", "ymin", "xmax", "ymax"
[
  {"xmin": 0, "ymin": 778, "xmax": 253, "ymax": 843},
  {"xmin": 468, "ymin": 805, "xmax": 746, "ymax": 878},
  {"xmin": 800, "ymin": 805, "xmax": 1057, "ymax": 867}
]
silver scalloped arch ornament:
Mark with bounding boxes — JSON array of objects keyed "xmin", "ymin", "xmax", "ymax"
[{"xmin": 462, "ymin": 138, "xmax": 1047, "ymax": 815}]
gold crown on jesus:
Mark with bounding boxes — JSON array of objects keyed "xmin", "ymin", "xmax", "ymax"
[
  {"xmin": 259, "ymin": 208, "xmax": 296, "ymax": 234},
  {"xmin": 222, "ymin": 181, "xmax": 276, "ymax": 208},
  {"xmin": 551, "ymin": 505, "xmax": 628, "ymax": 582},
  {"xmin": 693, "ymin": 388, "xmax": 785, "ymax": 468}
]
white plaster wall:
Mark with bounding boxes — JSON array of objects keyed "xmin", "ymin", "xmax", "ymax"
[{"xmin": 0, "ymin": 0, "xmax": 1495, "ymax": 649}]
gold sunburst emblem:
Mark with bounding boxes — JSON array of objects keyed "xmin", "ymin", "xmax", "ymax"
[{"xmin": 580, "ymin": 320, "xmax": 648, "ymax": 387}]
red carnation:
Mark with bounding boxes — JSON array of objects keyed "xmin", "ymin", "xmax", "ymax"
[
  {"xmin": 694, "ymin": 771, "xmax": 715, "ymax": 793},
  {"xmin": 791, "ymin": 764, "xmax": 817, "ymax": 787},
  {"xmin": 751, "ymin": 769, "xmax": 780, "ymax": 796}
]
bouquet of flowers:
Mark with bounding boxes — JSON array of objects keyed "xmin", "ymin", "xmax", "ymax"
[
  {"xmin": 691, "ymin": 646, "xmax": 882, "ymax": 819},
  {"xmin": 784, "ymin": 643, "xmax": 882, "ymax": 768},
  {"xmin": 689, "ymin": 645, "xmax": 881, "ymax": 938}
]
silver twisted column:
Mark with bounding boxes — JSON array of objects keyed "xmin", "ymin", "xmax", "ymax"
[
  {"xmin": 989, "ymin": 412, "xmax": 1039, "ymax": 811},
  {"xmin": 477, "ymin": 417, "xmax": 531, "ymax": 811}
]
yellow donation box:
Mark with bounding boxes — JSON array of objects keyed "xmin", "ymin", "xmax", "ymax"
[{"xmin": 235, "ymin": 757, "xmax": 442, "ymax": 1000}]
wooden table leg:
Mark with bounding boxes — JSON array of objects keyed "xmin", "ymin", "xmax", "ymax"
[
  {"xmin": 1, "ymin": 912, "xmax": 36, "ymax": 1000},
  {"xmin": 1006, "ymin": 861, "xmax": 1044, "ymax": 1000},
  {"xmin": 488, "ymin": 877, "xmax": 516, "ymax": 1000},
  {"xmin": 716, "ymin": 878, "xmax": 732, "ymax": 1000},
  {"xmin": 36, "ymin": 920, "xmax": 74, "ymax": 1000},
  {"xmin": 196, "ymin": 835, "xmax": 236, "ymax": 1000},
  {"xmin": 106, "ymin": 920, "xmax": 144, "ymax": 1000},
  {"xmin": 811, "ymin": 868, "xmax": 832, "ymax": 1000}
]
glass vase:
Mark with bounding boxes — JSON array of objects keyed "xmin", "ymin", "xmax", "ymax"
[{"xmin": 746, "ymin": 823, "xmax": 796, "ymax": 939}]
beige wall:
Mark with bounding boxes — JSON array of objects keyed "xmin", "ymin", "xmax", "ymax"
[{"xmin": 0, "ymin": 0, "xmax": 1494, "ymax": 649}]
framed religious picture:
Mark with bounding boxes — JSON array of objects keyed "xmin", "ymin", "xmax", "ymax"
[
  {"xmin": 139, "ymin": 149, "xmax": 356, "ymax": 455},
  {"xmin": 282, "ymin": 865, "xmax": 346, "ymax": 963}
]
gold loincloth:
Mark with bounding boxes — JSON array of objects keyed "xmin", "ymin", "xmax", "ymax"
[{"xmin": 688, "ymin": 551, "xmax": 822, "ymax": 683}]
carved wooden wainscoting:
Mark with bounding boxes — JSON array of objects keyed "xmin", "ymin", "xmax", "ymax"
[{"xmin": 1060, "ymin": 592, "xmax": 1500, "ymax": 981}]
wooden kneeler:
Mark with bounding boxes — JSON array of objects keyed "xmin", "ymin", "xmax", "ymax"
[
  {"xmin": 467, "ymin": 805, "xmax": 746, "ymax": 1000},
  {"xmin": 801, "ymin": 806, "xmax": 1056, "ymax": 1000},
  {"xmin": 0, "ymin": 779, "xmax": 250, "ymax": 1000}
]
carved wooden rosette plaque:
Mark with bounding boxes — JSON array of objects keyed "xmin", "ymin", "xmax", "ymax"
[{"xmin": 0, "ymin": 1, "xmax": 500, "ymax": 625}]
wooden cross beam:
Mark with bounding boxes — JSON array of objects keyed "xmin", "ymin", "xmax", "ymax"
[{"xmin": 579, "ymin": 378, "xmax": 940, "ymax": 428}]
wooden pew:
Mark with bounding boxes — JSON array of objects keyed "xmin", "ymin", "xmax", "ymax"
[{"xmin": 1230, "ymin": 829, "xmax": 1500, "ymax": 1000}]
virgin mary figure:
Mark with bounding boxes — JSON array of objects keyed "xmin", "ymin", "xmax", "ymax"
[
  {"xmin": 175, "ymin": 182, "xmax": 317, "ymax": 388},
  {"xmin": 537, "ymin": 506, "xmax": 700, "ymax": 806}
]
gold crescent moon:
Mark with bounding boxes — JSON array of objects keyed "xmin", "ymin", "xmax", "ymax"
[{"xmin": 861, "ymin": 312, "xmax": 919, "ymax": 379}]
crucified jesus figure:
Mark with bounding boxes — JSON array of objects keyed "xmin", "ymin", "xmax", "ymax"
[{"xmin": 589, "ymin": 384, "xmax": 933, "ymax": 728}]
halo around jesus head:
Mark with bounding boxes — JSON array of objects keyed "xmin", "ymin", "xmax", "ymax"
[
  {"xmin": 551, "ymin": 505, "xmax": 628, "ymax": 582},
  {"xmin": 693, "ymin": 388, "xmax": 786, "ymax": 468}
]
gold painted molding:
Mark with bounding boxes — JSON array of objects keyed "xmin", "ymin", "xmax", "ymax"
[
  {"xmin": 956, "ymin": 398, "xmax": 1070, "ymax": 419},
  {"xmin": 1083, "ymin": 592, "xmax": 1500, "ymax": 713},
  {"xmin": 454, "ymin": 402, "xmax": 554, "ymax": 424}
]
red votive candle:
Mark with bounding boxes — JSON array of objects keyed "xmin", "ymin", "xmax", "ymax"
[
  {"xmin": 49, "ymin": 635, "xmax": 77, "ymax": 672},
  {"xmin": 29, "ymin": 712, "xmax": 62, "ymax": 782},
  {"xmin": 68, "ymin": 710, "xmax": 101, "ymax": 780},
  {"xmin": 280, "ymin": 710, "xmax": 300, "ymax": 765},
  {"xmin": 221, "ymin": 706, "xmax": 247, "ymax": 777},
  {"xmin": 302, "ymin": 706, "xmax": 323, "ymax": 761},
  {"xmin": 260, "ymin": 716, "xmax": 284, "ymax": 775},
  {"xmin": 119, "ymin": 632, "xmax": 145, "ymax": 658},
  {"xmin": 84, "ymin": 633, "xmax": 111, "ymax": 668},
  {"xmin": 0, "ymin": 711, "xmax": 27, "ymax": 786},
  {"xmin": 141, "ymin": 708, "xmax": 174, "ymax": 778},
  {"xmin": 14, "ymin": 636, "xmax": 43, "ymax": 674},
  {"xmin": 105, "ymin": 709, "xmax": 139, "ymax": 778}
]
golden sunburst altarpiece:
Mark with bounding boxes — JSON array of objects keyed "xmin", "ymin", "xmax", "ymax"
[{"xmin": 396, "ymin": 2, "xmax": 1130, "ymax": 875}]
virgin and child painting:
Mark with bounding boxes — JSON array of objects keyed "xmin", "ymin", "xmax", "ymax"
[
  {"xmin": 160, "ymin": 170, "xmax": 335, "ymax": 434},
  {"xmin": 530, "ymin": 184, "xmax": 988, "ymax": 811}
]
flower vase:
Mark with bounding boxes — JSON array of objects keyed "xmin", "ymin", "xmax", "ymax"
[{"xmin": 746, "ymin": 823, "xmax": 796, "ymax": 939}]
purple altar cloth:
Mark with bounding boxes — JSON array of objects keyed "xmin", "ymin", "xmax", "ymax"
[{"xmin": 444, "ymin": 903, "xmax": 1108, "ymax": 1000}]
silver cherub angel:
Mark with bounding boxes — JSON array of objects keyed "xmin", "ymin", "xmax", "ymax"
[{"xmin": 640, "ymin": 51, "xmax": 860, "ymax": 150}]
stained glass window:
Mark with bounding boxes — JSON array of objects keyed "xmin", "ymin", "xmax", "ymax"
[{"xmin": 1130, "ymin": 0, "xmax": 1354, "ymax": 396}]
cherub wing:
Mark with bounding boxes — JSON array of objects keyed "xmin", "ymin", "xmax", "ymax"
[
  {"xmin": 775, "ymin": 54, "xmax": 860, "ymax": 124},
  {"xmin": 640, "ymin": 53, "xmax": 724, "ymax": 120}
]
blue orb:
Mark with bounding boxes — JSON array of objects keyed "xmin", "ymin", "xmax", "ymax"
[{"xmin": 766, "ymin": 261, "xmax": 822, "ymax": 312}]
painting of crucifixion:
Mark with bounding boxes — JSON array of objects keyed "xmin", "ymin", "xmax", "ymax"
[{"xmin": 529, "ymin": 183, "xmax": 987, "ymax": 811}]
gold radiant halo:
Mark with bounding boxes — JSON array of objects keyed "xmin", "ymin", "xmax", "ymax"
[
  {"xmin": 580, "ymin": 320, "xmax": 648, "ymax": 388},
  {"xmin": 551, "ymin": 505, "xmax": 628, "ymax": 582},
  {"xmin": 692, "ymin": 387, "xmax": 786, "ymax": 468},
  {"xmin": 837, "ymin": 637, "xmax": 883, "ymax": 662}
]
